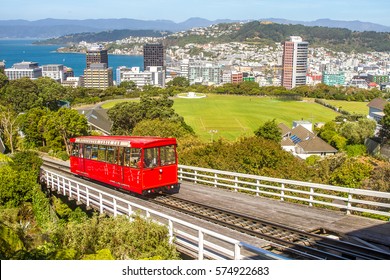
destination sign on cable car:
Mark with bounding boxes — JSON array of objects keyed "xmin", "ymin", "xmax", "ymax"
[{"xmin": 75, "ymin": 138, "xmax": 131, "ymax": 147}]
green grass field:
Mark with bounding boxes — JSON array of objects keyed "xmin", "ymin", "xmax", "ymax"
[
  {"xmin": 99, "ymin": 95, "xmax": 342, "ymax": 141},
  {"xmin": 319, "ymin": 100, "xmax": 369, "ymax": 115},
  {"xmin": 173, "ymin": 95, "xmax": 339, "ymax": 140}
]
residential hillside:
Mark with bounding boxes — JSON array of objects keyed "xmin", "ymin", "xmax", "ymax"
[
  {"xmin": 36, "ymin": 21, "xmax": 390, "ymax": 53},
  {"xmin": 167, "ymin": 21, "xmax": 390, "ymax": 53}
]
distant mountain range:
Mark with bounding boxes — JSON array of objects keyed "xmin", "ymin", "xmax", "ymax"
[{"xmin": 0, "ymin": 17, "xmax": 389, "ymax": 39}]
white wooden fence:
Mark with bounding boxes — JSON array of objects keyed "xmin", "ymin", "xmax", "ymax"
[
  {"xmin": 41, "ymin": 168, "xmax": 285, "ymax": 260},
  {"xmin": 178, "ymin": 165, "xmax": 390, "ymax": 218}
]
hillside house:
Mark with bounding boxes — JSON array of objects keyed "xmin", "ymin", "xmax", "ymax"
[
  {"xmin": 367, "ymin": 98, "xmax": 388, "ymax": 122},
  {"xmin": 78, "ymin": 108, "xmax": 112, "ymax": 135},
  {"xmin": 279, "ymin": 122, "xmax": 337, "ymax": 159}
]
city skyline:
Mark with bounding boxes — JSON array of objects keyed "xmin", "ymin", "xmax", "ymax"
[{"xmin": 1, "ymin": 0, "xmax": 389, "ymax": 27}]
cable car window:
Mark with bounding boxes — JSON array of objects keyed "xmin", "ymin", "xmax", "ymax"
[
  {"xmin": 117, "ymin": 147, "xmax": 124, "ymax": 166},
  {"xmin": 160, "ymin": 145, "xmax": 176, "ymax": 166},
  {"xmin": 85, "ymin": 144, "xmax": 92, "ymax": 159},
  {"xmin": 124, "ymin": 148, "xmax": 131, "ymax": 166},
  {"xmin": 106, "ymin": 146, "xmax": 115, "ymax": 164},
  {"xmin": 91, "ymin": 145, "xmax": 98, "ymax": 160},
  {"xmin": 129, "ymin": 148, "xmax": 141, "ymax": 168},
  {"xmin": 98, "ymin": 145, "xmax": 106, "ymax": 161},
  {"xmin": 144, "ymin": 148, "xmax": 158, "ymax": 168},
  {"xmin": 71, "ymin": 143, "xmax": 79, "ymax": 157}
]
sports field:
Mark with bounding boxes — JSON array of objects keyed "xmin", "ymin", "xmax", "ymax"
[
  {"xmin": 319, "ymin": 100, "xmax": 369, "ymax": 115},
  {"xmin": 173, "ymin": 95, "xmax": 339, "ymax": 140}
]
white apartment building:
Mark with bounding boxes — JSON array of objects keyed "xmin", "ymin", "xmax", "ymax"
[
  {"xmin": 146, "ymin": 66, "xmax": 165, "ymax": 87},
  {"xmin": 116, "ymin": 67, "xmax": 152, "ymax": 88},
  {"xmin": 5, "ymin": 61, "xmax": 42, "ymax": 80},
  {"xmin": 188, "ymin": 62, "xmax": 222, "ymax": 85},
  {"xmin": 42, "ymin": 64, "xmax": 65, "ymax": 82}
]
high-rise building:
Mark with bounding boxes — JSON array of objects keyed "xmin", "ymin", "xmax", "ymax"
[
  {"xmin": 143, "ymin": 43, "xmax": 165, "ymax": 69},
  {"xmin": 84, "ymin": 45, "xmax": 112, "ymax": 89},
  {"xmin": 86, "ymin": 45, "xmax": 108, "ymax": 69},
  {"xmin": 83, "ymin": 63, "xmax": 113, "ymax": 89},
  {"xmin": 281, "ymin": 36, "xmax": 308, "ymax": 89}
]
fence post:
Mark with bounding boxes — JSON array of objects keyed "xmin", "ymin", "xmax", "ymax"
[
  {"xmin": 198, "ymin": 230, "xmax": 204, "ymax": 260},
  {"xmin": 62, "ymin": 178, "xmax": 66, "ymax": 196},
  {"xmin": 69, "ymin": 181, "xmax": 72, "ymax": 198},
  {"xmin": 113, "ymin": 198, "xmax": 117, "ymax": 217},
  {"xmin": 194, "ymin": 170, "xmax": 198, "ymax": 184},
  {"xmin": 256, "ymin": 180, "xmax": 260, "ymax": 196},
  {"xmin": 281, "ymin": 184, "xmax": 285, "ymax": 201},
  {"xmin": 57, "ymin": 175, "xmax": 60, "ymax": 192},
  {"xmin": 234, "ymin": 176, "xmax": 238, "ymax": 192},
  {"xmin": 234, "ymin": 243, "xmax": 241, "ymax": 260},
  {"xmin": 178, "ymin": 167, "xmax": 183, "ymax": 181},
  {"xmin": 168, "ymin": 220, "xmax": 174, "ymax": 243},
  {"xmin": 77, "ymin": 183, "xmax": 80, "ymax": 202},
  {"xmin": 214, "ymin": 173, "xmax": 218, "ymax": 188},
  {"xmin": 309, "ymin": 187, "xmax": 314, "ymax": 207},
  {"xmin": 99, "ymin": 193, "xmax": 103, "ymax": 214},
  {"xmin": 347, "ymin": 192, "xmax": 352, "ymax": 215},
  {"xmin": 86, "ymin": 188, "xmax": 90, "ymax": 208}
]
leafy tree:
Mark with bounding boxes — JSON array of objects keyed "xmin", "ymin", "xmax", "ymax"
[
  {"xmin": 118, "ymin": 80, "xmax": 137, "ymax": 91},
  {"xmin": 34, "ymin": 77, "xmax": 67, "ymax": 111},
  {"xmin": 0, "ymin": 72, "xmax": 9, "ymax": 89},
  {"xmin": 330, "ymin": 134, "xmax": 347, "ymax": 150},
  {"xmin": 0, "ymin": 165, "xmax": 39, "ymax": 207},
  {"xmin": 108, "ymin": 94, "xmax": 187, "ymax": 135},
  {"xmin": 330, "ymin": 158, "xmax": 372, "ymax": 188},
  {"xmin": 18, "ymin": 107, "xmax": 49, "ymax": 148},
  {"xmin": 41, "ymin": 108, "xmax": 88, "ymax": 154},
  {"xmin": 9, "ymin": 151, "xmax": 43, "ymax": 176},
  {"xmin": 103, "ymin": 86, "xmax": 126, "ymax": 97},
  {"xmin": 254, "ymin": 119, "xmax": 282, "ymax": 142},
  {"xmin": 339, "ymin": 119, "xmax": 376, "ymax": 145},
  {"xmin": 166, "ymin": 77, "xmax": 190, "ymax": 88},
  {"xmin": 179, "ymin": 136, "xmax": 314, "ymax": 181},
  {"xmin": 0, "ymin": 78, "xmax": 40, "ymax": 113},
  {"xmin": 0, "ymin": 106, "xmax": 19, "ymax": 153},
  {"xmin": 132, "ymin": 119, "xmax": 194, "ymax": 138},
  {"xmin": 379, "ymin": 103, "xmax": 390, "ymax": 141},
  {"xmin": 108, "ymin": 101, "xmax": 143, "ymax": 135},
  {"xmin": 56, "ymin": 214, "xmax": 179, "ymax": 260}
]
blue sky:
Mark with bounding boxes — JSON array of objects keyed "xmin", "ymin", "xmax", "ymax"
[{"xmin": 1, "ymin": 0, "xmax": 389, "ymax": 26}]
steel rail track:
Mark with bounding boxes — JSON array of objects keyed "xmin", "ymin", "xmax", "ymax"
[
  {"xmin": 151, "ymin": 195, "xmax": 390, "ymax": 260},
  {"xmin": 41, "ymin": 159, "xmax": 390, "ymax": 260}
]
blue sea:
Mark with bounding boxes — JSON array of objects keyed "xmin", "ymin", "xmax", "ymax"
[{"xmin": 0, "ymin": 39, "xmax": 143, "ymax": 80}]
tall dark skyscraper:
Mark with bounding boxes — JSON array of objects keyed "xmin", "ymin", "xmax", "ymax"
[
  {"xmin": 86, "ymin": 45, "xmax": 108, "ymax": 69},
  {"xmin": 143, "ymin": 43, "xmax": 165, "ymax": 69}
]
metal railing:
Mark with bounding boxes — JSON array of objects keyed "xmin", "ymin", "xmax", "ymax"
[
  {"xmin": 41, "ymin": 168, "xmax": 285, "ymax": 260},
  {"xmin": 178, "ymin": 165, "xmax": 390, "ymax": 218}
]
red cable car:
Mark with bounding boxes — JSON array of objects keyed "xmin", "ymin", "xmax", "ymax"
[{"xmin": 69, "ymin": 136, "xmax": 180, "ymax": 195}]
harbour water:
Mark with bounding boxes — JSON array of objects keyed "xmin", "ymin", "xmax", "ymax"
[{"xmin": 0, "ymin": 39, "xmax": 143, "ymax": 80}]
